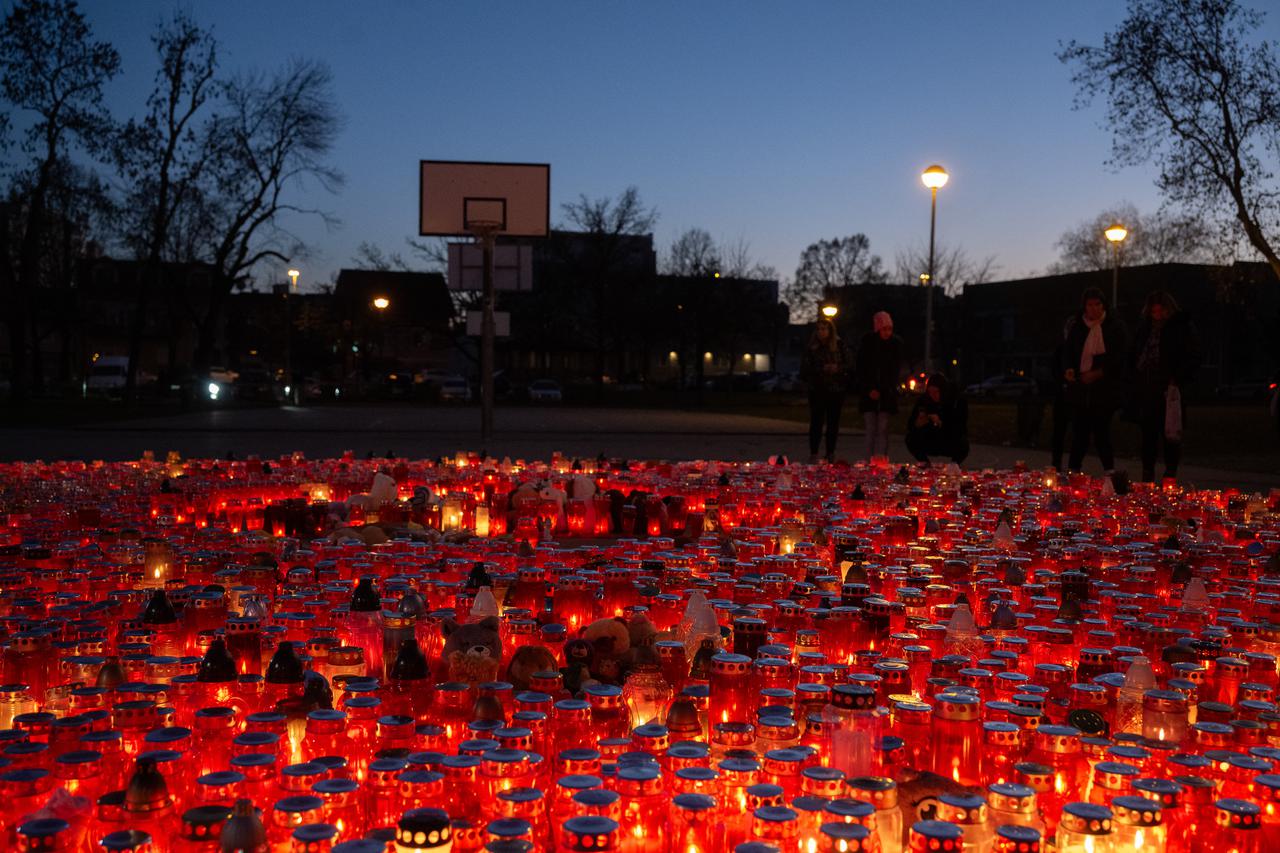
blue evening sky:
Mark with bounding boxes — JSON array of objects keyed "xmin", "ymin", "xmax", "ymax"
[{"xmin": 78, "ymin": 1, "xmax": 1280, "ymax": 290}]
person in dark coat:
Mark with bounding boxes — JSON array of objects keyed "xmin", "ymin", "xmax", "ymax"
[
  {"xmin": 1062, "ymin": 287, "xmax": 1127, "ymax": 473},
  {"xmin": 1128, "ymin": 290, "xmax": 1201, "ymax": 482},
  {"xmin": 905, "ymin": 373, "xmax": 970, "ymax": 465},
  {"xmin": 799, "ymin": 316, "xmax": 853, "ymax": 463},
  {"xmin": 1049, "ymin": 315, "xmax": 1075, "ymax": 472},
  {"xmin": 855, "ymin": 311, "xmax": 904, "ymax": 462}
]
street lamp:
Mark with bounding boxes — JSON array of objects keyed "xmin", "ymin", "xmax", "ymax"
[
  {"xmin": 920, "ymin": 164, "xmax": 949, "ymax": 372},
  {"xmin": 821, "ymin": 304, "xmax": 839, "ymax": 319},
  {"xmin": 287, "ymin": 268, "xmax": 300, "ymax": 292},
  {"xmin": 1104, "ymin": 223, "xmax": 1128, "ymax": 310},
  {"xmin": 372, "ymin": 296, "xmax": 390, "ymax": 311}
]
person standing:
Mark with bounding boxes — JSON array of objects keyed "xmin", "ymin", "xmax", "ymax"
[
  {"xmin": 855, "ymin": 311, "xmax": 904, "ymax": 463},
  {"xmin": 905, "ymin": 373, "xmax": 970, "ymax": 464},
  {"xmin": 1129, "ymin": 290, "xmax": 1201, "ymax": 482},
  {"xmin": 800, "ymin": 316, "xmax": 853, "ymax": 463},
  {"xmin": 1049, "ymin": 315, "xmax": 1075, "ymax": 472},
  {"xmin": 1062, "ymin": 287, "xmax": 1127, "ymax": 474}
]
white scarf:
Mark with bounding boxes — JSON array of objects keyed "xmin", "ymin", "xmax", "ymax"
[{"xmin": 1080, "ymin": 312, "xmax": 1106, "ymax": 373}]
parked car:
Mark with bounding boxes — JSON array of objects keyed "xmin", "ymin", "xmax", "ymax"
[
  {"xmin": 234, "ymin": 365, "xmax": 283, "ymax": 404},
  {"xmin": 438, "ymin": 375, "xmax": 472, "ymax": 402},
  {"xmin": 759, "ymin": 372, "xmax": 802, "ymax": 393},
  {"xmin": 965, "ymin": 374, "xmax": 1038, "ymax": 397},
  {"xmin": 1216, "ymin": 379, "xmax": 1272, "ymax": 401},
  {"xmin": 85, "ymin": 356, "xmax": 129, "ymax": 396},
  {"xmin": 527, "ymin": 379, "xmax": 563, "ymax": 403}
]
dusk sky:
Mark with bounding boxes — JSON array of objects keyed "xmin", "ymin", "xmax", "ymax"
[{"xmin": 83, "ymin": 2, "xmax": 1280, "ymax": 291}]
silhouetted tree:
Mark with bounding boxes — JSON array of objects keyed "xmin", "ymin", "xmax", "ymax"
[
  {"xmin": 1047, "ymin": 204, "xmax": 1218, "ymax": 273},
  {"xmin": 0, "ymin": 0, "xmax": 119, "ymax": 400},
  {"xmin": 785, "ymin": 234, "xmax": 887, "ymax": 321},
  {"xmin": 663, "ymin": 227, "xmax": 720, "ymax": 277},
  {"xmin": 893, "ymin": 243, "xmax": 998, "ymax": 295},
  {"xmin": 559, "ymin": 186, "xmax": 657, "ymax": 390},
  {"xmin": 1059, "ymin": 0, "xmax": 1280, "ymax": 279},
  {"xmin": 114, "ymin": 12, "xmax": 218, "ymax": 399},
  {"xmin": 189, "ymin": 58, "xmax": 343, "ymax": 369}
]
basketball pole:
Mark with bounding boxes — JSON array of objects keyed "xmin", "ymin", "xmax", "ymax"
[{"xmin": 478, "ymin": 227, "xmax": 496, "ymax": 445}]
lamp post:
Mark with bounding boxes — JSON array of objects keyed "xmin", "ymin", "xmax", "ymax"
[
  {"xmin": 921, "ymin": 165, "xmax": 949, "ymax": 372},
  {"xmin": 820, "ymin": 304, "xmax": 839, "ymax": 320},
  {"xmin": 1104, "ymin": 223, "xmax": 1127, "ymax": 310},
  {"xmin": 284, "ymin": 269, "xmax": 299, "ymax": 404}
]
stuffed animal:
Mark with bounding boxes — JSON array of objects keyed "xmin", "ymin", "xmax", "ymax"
[
  {"xmin": 506, "ymin": 645, "xmax": 559, "ymax": 692},
  {"xmin": 582, "ymin": 617, "xmax": 631, "ymax": 683},
  {"xmin": 440, "ymin": 616, "xmax": 502, "ymax": 685},
  {"xmin": 894, "ymin": 770, "xmax": 980, "ymax": 849},
  {"xmin": 561, "ymin": 638, "xmax": 595, "ymax": 694}
]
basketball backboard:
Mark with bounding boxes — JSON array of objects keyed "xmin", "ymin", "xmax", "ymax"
[
  {"xmin": 466, "ymin": 310, "xmax": 510, "ymax": 338},
  {"xmin": 447, "ymin": 243, "xmax": 533, "ymax": 292},
  {"xmin": 419, "ymin": 160, "xmax": 550, "ymax": 237}
]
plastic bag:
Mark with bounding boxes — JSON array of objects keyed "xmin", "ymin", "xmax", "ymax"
[{"xmin": 1165, "ymin": 385, "xmax": 1183, "ymax": 442}]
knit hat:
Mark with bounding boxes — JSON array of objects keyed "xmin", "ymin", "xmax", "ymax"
[{"xmin": 873, "ymin": 311, "xmax": 893, "ymax": 331}]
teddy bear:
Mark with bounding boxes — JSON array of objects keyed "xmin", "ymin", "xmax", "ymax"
[
  {"xmin": 506, "ymin": 645, "xmax": 559, "ymax": 692},
  {"xmin": 440, "ymin": 616, "xmax": 502, "ymax": 685},
  {"xmin": 561, "ymin": 638, "xmax": 595, "ymax": 695}
]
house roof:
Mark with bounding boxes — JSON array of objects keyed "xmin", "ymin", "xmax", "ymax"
[{"xmin": 333, "ymin": 269, "xmax": 453, "ymax": 329}]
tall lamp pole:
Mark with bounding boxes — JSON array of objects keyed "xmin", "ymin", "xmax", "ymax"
[
  {"xmin": 1104, "ymin": 223, "xmax": 1127, "ymax": 311},
  {"xmin": 286, "ymin": 268, "xmax": 299, "ymax": 404},
  {"xmin": 921, "ymin": 165, "xmax": 949, "ymax": 372}
]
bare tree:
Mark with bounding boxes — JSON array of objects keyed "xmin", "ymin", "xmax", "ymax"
[
  {"xmin": 784, "ymin": 234, "xmax": 887, "ymax": 321},
  {"xmin": 190, "ymin": 58, "xmax": 343, "ymax": 369},
  {"xmin": 1059, "ymin": 0, "xmax": 1280, "ymax": 279},
  {"xmin": 719, "ymin": 235, "xmax": 778, "ymax": 280},
  {"xmin": 115, "ymin": 12, "xmax": 218, "ymax": 399},
  {"xmin": 893, "ymin": 242, "xmax": 998, "ymax": 294},
  {"xmin": 0, "ymin": 0, "xmax": 119, "ymax": 400},
  {"xmin": 1047, "ymin": 204, "xmax": 1218, "ymax": 273},
  {"xmin": 663, "ymin": 227, "xmax": 720, "ymax": 277},
  {"xmin": 559, "ymin": 186, "xmax": 657, "ymax": 389},
  {"xmin": 352, "ymin": 240, "xmax": 409, "ymax": 272}
]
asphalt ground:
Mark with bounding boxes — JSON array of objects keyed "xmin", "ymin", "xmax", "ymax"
[{"xmin": 2, "ymin": 404, "xmax": 1276, "ymax": 493}]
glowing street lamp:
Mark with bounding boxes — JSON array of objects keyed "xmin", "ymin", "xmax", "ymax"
[
  {"xmin": 287, "ymin": 268, "xmax": 300, "ymax": 291},
  {"xmin": 821, "ymin": 304, "xmax": 839, "ymax": 319},
  {"xmin": 920, "ymin": 164, "xmax": 948, "ymax": 371},
  {"xmin": 1105, "ymin": 223, "xmax": 1127, "ymax": 309},
  {"xmin": 372, "ymin": 296, "xmax": 390, "ymax": 311}
]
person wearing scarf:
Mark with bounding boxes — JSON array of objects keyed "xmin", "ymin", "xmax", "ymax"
[{"xmin": 1061, "ymin": 287, "xmax": 1127, "ymax": 474}]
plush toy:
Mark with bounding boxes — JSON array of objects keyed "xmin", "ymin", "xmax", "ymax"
[
  {"xmin": 894, "ymin": 770, "xmax": 980, "ymax": 849},
  {"xmin": 440, "ymin": 616, "xmax": 502, "ymax": 685},
  {"xmin": 561, "ymin": 638, "xmax": 595, "ymax": 694},
  {"xmin": 506, "ymin": 645, "xmax": 559, "ymax": 692},
  {"xmin": 582, "ymin": 617, "xmax": 633, "ymax": 684}
]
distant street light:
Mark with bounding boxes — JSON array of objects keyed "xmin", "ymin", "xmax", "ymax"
[
  {"xmin": 921, "ymin": 164, "xmax": 949, "ymax": 371},
  {"xmin": 1105, "ymin": 223, "xmax": 1128, "ymax": 309},
  {"xmin": 287, "ymin": 268, "xmax": 300, "ymax": 291},
  {"xmin": 372, "ymin": 296, "xmax": 390, "ymax": 311},
  {"xmin": 821, "ymin": 304, "xmax": 839, "ymax": 319}
]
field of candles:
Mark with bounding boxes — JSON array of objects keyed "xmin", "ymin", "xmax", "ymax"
[{"xmin": 0, "ymin": 451, "xmax": 1277, "ymax": 852}]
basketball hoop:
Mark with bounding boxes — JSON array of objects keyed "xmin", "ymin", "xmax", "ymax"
[{"xmin": 466, "ymin": 220, "xmax": 503, "ymax": 240}]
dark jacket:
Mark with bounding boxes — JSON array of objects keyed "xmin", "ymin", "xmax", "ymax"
[
  {"xmin": 1061, "ymin": 312, "xmax": 1127, "ymax": 411},
  {"xmin": 906, "ymin": 391, "xmax": 969, "ymax": 445},
  {"xmin": 855, "ymin": 331, "xmax": 905, "ymax": 414},
  {"xmin": 1128, "ymin": 311, "xmax": 1202, "ymax": 397},
  {"xmin": 800, "ymin": 338, "xmax": 854, "ymax": 395}
]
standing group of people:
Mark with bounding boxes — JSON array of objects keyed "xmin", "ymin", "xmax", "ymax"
[
  {"xmin": 800, "ymin": 311, "xmax": 968, "ymax": 466},
  {"xmin": 802, "ymin": 286, "xmax": 1200, "ymax": 483},
  {"xmin": 1051, "ymin": 287, "xmax": 1201, "ymax": 483}
]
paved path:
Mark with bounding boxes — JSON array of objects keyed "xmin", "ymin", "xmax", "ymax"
[{"xmin": 2, "ymin": 405, "xmax": 1276, "ymax": 492}]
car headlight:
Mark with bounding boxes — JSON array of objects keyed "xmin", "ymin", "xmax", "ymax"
[{"xmin": 207, "ymin": 382, "xmax": 220, "ymax": 399}]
